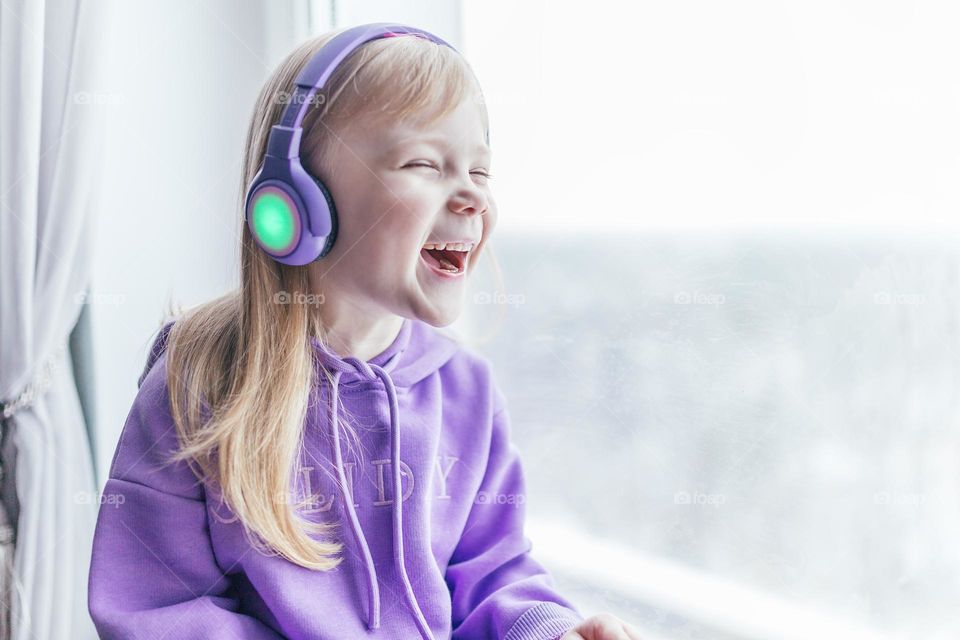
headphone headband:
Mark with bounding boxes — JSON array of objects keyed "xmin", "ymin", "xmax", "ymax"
[{"xmin": 269, "ymin": 24, "xmax": 456, "ymax": 158}]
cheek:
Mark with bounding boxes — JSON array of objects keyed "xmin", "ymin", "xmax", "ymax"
[
  {"xmin": 379, "ymin": 190, "xmax": 436, "ymax": 245},
  {"xmin": 334, "ymin": 173, "xmax": 438, "ymax": 267},
  {"xmin": 381, "ymin": 171, "xmax": 439, "ymax": 211},
  {"xmin": 483, "ymin": 197, "xmax": 499, "ymax": 233},
  {"xmin": 352, "ymin": 225, "xmax": 425, "ymax": 278},
  {"xmin": 396, "ymin": 195, "xmax": 438, "ymax": 233},
  {"xmin": 338, "ymin": 190, "xmax": 419, "ymax": 242}
]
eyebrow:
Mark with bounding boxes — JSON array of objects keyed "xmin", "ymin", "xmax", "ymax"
[{"xmin": 394, "ymin": 135, "xmax": 491, "ymax": 157}]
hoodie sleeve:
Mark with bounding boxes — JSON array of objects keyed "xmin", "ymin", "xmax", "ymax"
[
  {"xmin": 444, "ymin": 394, "xmax": 585, "ymax": 640},
  {"xmin": 87, "ymin": 349, "xmax": 284, "ymax": 639}
]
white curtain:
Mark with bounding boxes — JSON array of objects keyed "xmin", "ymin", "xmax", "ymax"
[{"xmin": 0, "ymin": 0, "xmax": 107, "ymax": 637}]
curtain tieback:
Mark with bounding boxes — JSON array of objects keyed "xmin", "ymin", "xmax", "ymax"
[{"xmin": 1, "ymin": 342, "xmax": 67, "ymax": 423}]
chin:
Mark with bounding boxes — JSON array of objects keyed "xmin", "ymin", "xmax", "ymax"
[
  {"xmin": 426, "ymin": 309, "xmax": 462, "ymax": 328},
  {"xmin": 414, "ymin": 301, "xmax": 463, "ymax": 328}
]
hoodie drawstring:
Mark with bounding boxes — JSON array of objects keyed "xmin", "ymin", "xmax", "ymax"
[{"xmin": 318, "ymin": 349, "xmax": 434, "ymax": 640}]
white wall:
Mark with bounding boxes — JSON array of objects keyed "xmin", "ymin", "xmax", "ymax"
[
  {"xmin": 328, "ymin": 0, "xmax": 461, "ymax": 45},
  {"xmin": 90, "ymin": 1, "xmax": 277, "ymax": 485}
]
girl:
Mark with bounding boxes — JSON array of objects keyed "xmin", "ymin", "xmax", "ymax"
[{"xmin": 88, "ymin": 23, "xmax": 642, "ymax": 640}]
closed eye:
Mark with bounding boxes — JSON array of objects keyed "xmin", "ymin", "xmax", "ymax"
[
  {"xmin": 403, "ymin": 162, "xmax": 493, "ymax": 181},
  {"xmin": 404, "ymin": 161, "xmax": 440, "ymax": 172}
]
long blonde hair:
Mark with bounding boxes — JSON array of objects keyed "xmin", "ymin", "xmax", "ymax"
[{"xmin": 161, "ymin": 27, "xmax": 489, "ymax": 570}]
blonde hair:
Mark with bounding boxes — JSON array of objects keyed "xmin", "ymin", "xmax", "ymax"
[{"xmin": 160, "ymin": 27, "xmax": 492, "ymax": 570}]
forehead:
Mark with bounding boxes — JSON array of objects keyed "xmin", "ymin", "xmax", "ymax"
[
  {"xmin": 390, "ymin": 132, "xmax": 491, "ymax": 157},
  {"xmin": 350, "ymin": 103, "xmax": 490, "ymax": 157}
]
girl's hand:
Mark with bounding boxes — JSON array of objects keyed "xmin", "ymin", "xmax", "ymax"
[{"xmin": 559, "ymin": 612, "xmax": 645, "ymax": 640}]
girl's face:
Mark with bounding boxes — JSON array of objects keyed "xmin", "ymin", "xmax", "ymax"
[{"xmin": 308, "ymin": 95, "xmax": 496, "ymax": 328}]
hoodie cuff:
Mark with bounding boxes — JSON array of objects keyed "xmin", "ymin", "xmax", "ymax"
[{"xmin": 504, "ymin": 602, "xmax": 584, "ymax": 640}]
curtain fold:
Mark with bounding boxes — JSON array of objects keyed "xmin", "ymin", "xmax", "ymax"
[{"xmin": 0, "ymin": 0, "xmax": 107, "ymax": 637}]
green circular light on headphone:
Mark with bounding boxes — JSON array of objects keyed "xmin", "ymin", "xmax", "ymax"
[{"xmin": 251, "ymin": 191, "xmax": 298, "ymax": 252}]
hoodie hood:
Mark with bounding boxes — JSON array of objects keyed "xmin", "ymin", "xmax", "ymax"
[
  {"xmin": 311, "ymin": 315, "xmax": 459, "ymax": 389},
  {"xmin": 139, "ymin": 316, "xmax": 458, "ymax": 391}
]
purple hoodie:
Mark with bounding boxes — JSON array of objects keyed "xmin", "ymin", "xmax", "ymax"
[{"xmin": 88, "ymin": 316, "xmax": 585, "ymax": 639}]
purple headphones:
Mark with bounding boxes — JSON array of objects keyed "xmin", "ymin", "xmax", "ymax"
[{"xmin": 244, "ymin": 23, "xmax": 456, "ymax": 266}]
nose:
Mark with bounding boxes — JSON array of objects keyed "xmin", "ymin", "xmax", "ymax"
[{"xmin": 447, "ymin": 178, "xmax": 488, "ymax": 217}]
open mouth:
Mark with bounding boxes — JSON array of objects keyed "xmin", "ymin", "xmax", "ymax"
[{"xmin": 419, "ymin": 241, "xmax": 475, "ymax": 276}]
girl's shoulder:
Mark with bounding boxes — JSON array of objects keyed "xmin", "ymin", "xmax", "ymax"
[
  {"xmin": 112, "ymin": 320, "xmax": 204, "ymax": 501},
  {"xmin": 416, "ymin": 321, "xmax": 507, "ymax": 416},
  {"xmin": 139, "ymin": 319, "xmax": 177, "ymax": 388}
]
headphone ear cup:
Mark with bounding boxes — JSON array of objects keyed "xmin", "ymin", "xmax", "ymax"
[{"xmin": 311, "ymin": 175, "xmax": 338, "ymax": 259}]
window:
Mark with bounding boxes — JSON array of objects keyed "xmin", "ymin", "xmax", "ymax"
[{"xmin": 461, "ymin": 1, "xmax": 960, "ymax": 637}]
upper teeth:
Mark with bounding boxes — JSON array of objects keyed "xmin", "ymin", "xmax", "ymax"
[{"xmin": 423, "ymin": 242, "xmax": 474, "ymax": 252}]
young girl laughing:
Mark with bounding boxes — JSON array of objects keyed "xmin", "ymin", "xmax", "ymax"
[{"xmin": 88, "ymin": 23, "xmax": 641, "ymax": 640}]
